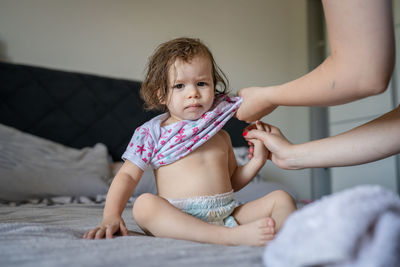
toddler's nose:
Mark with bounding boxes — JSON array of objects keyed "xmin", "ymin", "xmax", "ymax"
[{"xmin": 187, "ymin": 85, "xmax": 200, "ymax": 98}]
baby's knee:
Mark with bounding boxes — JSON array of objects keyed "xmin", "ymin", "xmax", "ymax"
[
  {"xmin": 132, "ymin": 193, "xmax": 159, "ymax": 224},
  {"xmin": 270, "ymin": 190, "xmax": 296, "ymax": 207}
]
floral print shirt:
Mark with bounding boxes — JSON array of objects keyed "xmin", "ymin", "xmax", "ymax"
[{"xmin": 122, "ymin": 95, "xmax": 242, "ymax": 170}]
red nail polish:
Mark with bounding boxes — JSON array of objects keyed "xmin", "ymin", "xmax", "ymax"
[{"xmin": 243, "ymin": 131, "xmax": 247, "ymax": 136}]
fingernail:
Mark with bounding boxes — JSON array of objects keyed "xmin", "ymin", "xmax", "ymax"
[{"xmin": 242, "ymin": 131, "xmax": 247, "ymax": 136}]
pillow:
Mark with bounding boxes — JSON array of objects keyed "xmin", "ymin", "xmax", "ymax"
[{"xmin": 0, "ymin": 124, "xmax": 111, "ymax": 201}]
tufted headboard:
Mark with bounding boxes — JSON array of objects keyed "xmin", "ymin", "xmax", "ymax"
[{"xmin": 0, "ymin": 62, "xmax": 248, "ymax": 161}]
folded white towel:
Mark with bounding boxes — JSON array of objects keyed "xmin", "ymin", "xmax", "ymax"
[{"xmin": 263, "ymin": 185, "xmax": 400, "ymax": 267}]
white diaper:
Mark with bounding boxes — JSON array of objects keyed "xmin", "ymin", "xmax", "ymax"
[{"xmin": 167, "ymin": 190, "xmax": 239, "ymax": 227}]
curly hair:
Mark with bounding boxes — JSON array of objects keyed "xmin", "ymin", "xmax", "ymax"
[{"xmin": 140, "ymin": 37, "xmax": 229, "ymax": 111}]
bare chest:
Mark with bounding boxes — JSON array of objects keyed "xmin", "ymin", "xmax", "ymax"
[{"xmin": 154, "ymin": 133, "xmax": 232, "ymax": 198}]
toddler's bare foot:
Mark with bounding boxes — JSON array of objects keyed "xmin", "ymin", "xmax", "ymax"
[{"xmin": 230, "ymin": 217, "xmax": 276, "ymax": 246}]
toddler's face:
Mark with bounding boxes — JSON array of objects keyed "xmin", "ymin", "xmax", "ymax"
[{"xmin": 163, "ymin": 56, "xmax": 215, "ymax": 124}]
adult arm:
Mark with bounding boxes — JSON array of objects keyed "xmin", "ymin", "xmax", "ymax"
[
  {"xmin": 245, "ymin": 106, "xmax": 400, "ymax": 169},
  {"xmin": 236, "ymin": 0, "xmax": 395, "ymax": 122}
]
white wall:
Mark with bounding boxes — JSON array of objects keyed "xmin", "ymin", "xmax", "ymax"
[{"xmin": 0, "ymin": 0, "xmax": 311, "ymax": 199}]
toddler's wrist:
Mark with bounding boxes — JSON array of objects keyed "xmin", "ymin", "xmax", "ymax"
[
  {"xmin": 249, "ymin": 155, "xmax": 267, "ymax": 167},
  {"xmin": 102, "ymin": 212, "xmax": 122, "ymax": 221}
]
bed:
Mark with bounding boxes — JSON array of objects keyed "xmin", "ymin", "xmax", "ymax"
[
  {"xmin": 2, "ymin": 62, "xmax": 399, "ymax": 267},
  {"xmin": 0, "ymin": 61, "xmax": 289, "ymax": 267}
]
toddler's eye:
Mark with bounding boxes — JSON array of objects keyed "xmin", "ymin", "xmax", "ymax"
[
  {"xmin": 173, "ymin": 84, "xmax": 184, "ymax": 89},
  {"xmin": 197, "ymin": 82, "xmax": 207, "ymax": 87}
]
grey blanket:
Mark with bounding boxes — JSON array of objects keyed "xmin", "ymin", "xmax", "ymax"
[
  {"xmin": 263, "ymin": 185, "xmax": 400, "ymax": 267},
  {"xmin": 0, "ymin": 203, "xmax": 264, "ymax": 267}
]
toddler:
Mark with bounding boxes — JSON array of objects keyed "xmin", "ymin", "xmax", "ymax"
[{"xmin": 83, "ymin": 37, "xmax": 296, "ymax": 246}]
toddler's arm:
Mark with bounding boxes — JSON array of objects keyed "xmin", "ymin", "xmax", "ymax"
[
  {"xmin": 229, "ymin": 121, "xmax": 269, "ymax": 191},
  {"xmin": 83, "ymin": 160, "xmax": 143, "ymax": 239}
]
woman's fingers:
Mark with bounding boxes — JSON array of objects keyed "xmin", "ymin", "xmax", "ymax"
[
  {"xmin": 245, "ymin": 121, "xmax": 273, "ymax": 159},
  {"xmin": 244, "ymin": 121, "xmax": 271, "ymax": 136},
  {"xmin": 256, "ymin": 120, "xmax": 272, "ymax": 133},
  {"xmin": 255, "ymin": 120, "xmax": 265, "ymax": 131}
]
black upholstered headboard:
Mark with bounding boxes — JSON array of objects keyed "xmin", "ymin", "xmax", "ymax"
[{"xmin": 0, "ymin": 62, "xmax": 248, "ymax": 160}]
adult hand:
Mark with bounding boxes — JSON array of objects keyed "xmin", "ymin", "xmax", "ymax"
[
  {"xmin": 244, "ymin": 122, "xmax": 298, "ymax": 170},
  {"xmin": 83, "ymin": 216, "xmax": 129, "ymax": 239},
  {"xmin": 245, "ymin": 121, "xmax": 270, "ymax": 163},
  {"xmin": 236, "ymin": 86, "xmax": 278, "ymax": 123}
]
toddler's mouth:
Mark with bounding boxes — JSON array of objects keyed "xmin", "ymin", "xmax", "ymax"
[{"xmin": 185, "ymin": 104, "xmax": 202, "ymax": 109}]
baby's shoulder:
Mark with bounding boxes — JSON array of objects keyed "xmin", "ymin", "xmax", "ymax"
[
  {"xmin": 217, "ymin": 129, "xmax": 229, "ymax": 138},
  {"xmin": 133, "ymin": 113, "xmax": 167, "ymax": 134},
  {"xmin": 215, "ymin": 129, "xmax": 232, "ymax": 145}
]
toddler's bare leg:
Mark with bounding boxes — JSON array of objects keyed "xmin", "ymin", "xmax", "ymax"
[
  {"xmin": 233, "ymin": 190, "xmax": 296, "ymax": 232},
  {"xmin": 132, "ymin": 193, "xmax": 274, "ymax": 246}
]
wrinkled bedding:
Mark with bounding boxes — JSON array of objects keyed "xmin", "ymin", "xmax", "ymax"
[
  {"xmin": 0, "ymin": 62, "xmax": 271, "ymax": 267},
  {"xmin": 2, "ymin": 186, "xmax": 399, "ymax": 267},
  {"xmin": 264, "ymin": 185, "xmax": 400, "ymax": 267},
  {"xmin": 0, "ymin": 201, "xmax": 265, "ymax": 267}
]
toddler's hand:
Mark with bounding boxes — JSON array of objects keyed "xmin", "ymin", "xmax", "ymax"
[
  {"xmin": 82, "ymin": 216, "xmax": 129, "ymax": 239},
  {"xmin": 244, "ymin": 121, "xmax": 270, "ymax": 161},
  {"xmin": 244, "ymin": 121, "xmax": 295, "ymax": 169}
]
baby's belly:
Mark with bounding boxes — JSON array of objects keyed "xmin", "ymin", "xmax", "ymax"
[{"xmin": 155, "ymin": 147, "xmax": 232, "ymax": 198}]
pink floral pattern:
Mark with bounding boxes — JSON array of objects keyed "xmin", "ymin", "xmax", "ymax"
[
  {"xmin": 122, "ymin": 95, "xmax": 242, "ymax": 170},
  {"xmin": 136, "ymin": 144, "xmax": 146, "ymax": 155}
]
